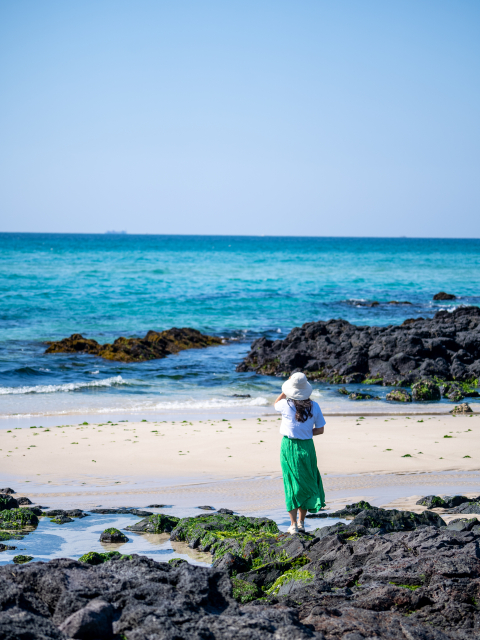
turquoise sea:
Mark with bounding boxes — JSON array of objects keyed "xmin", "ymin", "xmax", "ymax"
[{"xmin": 1, "ymin": 233, "xmax": 479, "ymax": 422}]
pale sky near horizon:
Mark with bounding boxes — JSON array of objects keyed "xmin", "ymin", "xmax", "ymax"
[{"xmin": 1, "ymin": 1, "xmax": 479, "ymax": 237}]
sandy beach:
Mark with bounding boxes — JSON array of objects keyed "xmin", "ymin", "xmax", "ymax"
[{"xmin": 2, "ymin": 411, "xmax": 479, "ymax": 515}]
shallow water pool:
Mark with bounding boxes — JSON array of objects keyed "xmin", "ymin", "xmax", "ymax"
[{"xmin": 0, "ymin": 507, "xmax": 346, "ymax": 567}]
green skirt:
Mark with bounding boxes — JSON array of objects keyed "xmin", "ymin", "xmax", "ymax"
[{"xmin": 280, "ymin": 436, "xmax": 326, "ymax": 512}]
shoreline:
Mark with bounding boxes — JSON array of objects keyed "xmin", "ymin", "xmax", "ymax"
[{"xmin": 0, "ymin": 405, "xmax": 477, "ymax": 432}]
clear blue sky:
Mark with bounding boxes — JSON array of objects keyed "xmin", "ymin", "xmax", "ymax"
[{"xmin": 1, "ymin": 1, "xmax": 479, "ymax": 237}]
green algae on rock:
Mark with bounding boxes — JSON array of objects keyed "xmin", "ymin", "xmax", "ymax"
[
  {"xmin": 348, "ymin": 392, "xmax": 374, "ymax": 400},
  {"xmin": 168, "ymin": 558, "xmax": 188, "ymax": 567},
  {"xmin": 45, "ymin": 328, "xmax": 223, "ymax": 363},
  {"xmin": 411, "ymin": 379, "xmax": 441, "ymax": 401},
  {"xmin": 0, "ymin": 531, "xmax": 23, "ymax": 542},
  {"xmin": 50, "ymin": 515, "xmax": 74, "ymax": 524},
  {"xmin": 79, "ymin": 550, "xmax": 132, "ymax": 565},
  {"xmin": 231, "ymin": 576, "xmax": 259, "ymax": 604},
  {"xmin": 386, "ymin": 389, "xmax": 412, "ymax": 402},
  {"xmin": 0, "ymin": 508, "xmax": 39, "ymax": 530},
  {"xmin": 13, "ymin": 555, "xmax": 33, "ymax": 564},
  {"xmin": 100, "ymin": 528, "xmax": 129, "ymax": 543},
  {"xmin": 265, "ymin": 568, "xmax": 314, "ymax": 596},
  {"xmin": 126, "ymin": 513, "xmax": 180, "ymax": 534},
  {"xmin": 169, "ymin": 513, "xmax": 279, "ymax": 557}
]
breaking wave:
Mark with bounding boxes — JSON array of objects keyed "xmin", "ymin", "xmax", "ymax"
[{"xmin": 0, "ymin": 376, "xmax": 128, "ymax": 395}]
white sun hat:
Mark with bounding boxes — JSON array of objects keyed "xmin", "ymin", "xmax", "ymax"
[{"xmin": 282, "ymin": 372, "xmax": 313, "ymax": 400}]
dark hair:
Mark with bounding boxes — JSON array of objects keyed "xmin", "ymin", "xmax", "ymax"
[{"xmin": 288, "ymin": 399, "xmax": 313, "ymax": 423}]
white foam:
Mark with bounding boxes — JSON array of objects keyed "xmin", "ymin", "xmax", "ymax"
[
  {"xmin": 0, "ymin": 376, "xmax": 128, "ymax": 395},
  {"xmin": 148, "ymin": 396, "xmax": 270, "ymax": 410}
]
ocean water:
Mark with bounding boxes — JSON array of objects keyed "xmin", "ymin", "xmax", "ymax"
[{"xmin": 1, "ymin": 233, "xmax": 479, "ymax": 423}]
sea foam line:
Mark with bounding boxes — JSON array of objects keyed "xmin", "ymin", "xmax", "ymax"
[
  {"xmin": 0, "ymin": 376, "xmax": 128, "ymax": 395},
  {"xmin": 148, "ymin": 396, "xmax": 270, "ymax": 410}
]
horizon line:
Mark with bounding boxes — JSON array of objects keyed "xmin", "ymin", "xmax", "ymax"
[{"xmin": 1, "ymin": 232, "xmax": 480, "ymax": 241}]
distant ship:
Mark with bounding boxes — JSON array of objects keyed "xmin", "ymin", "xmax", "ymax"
[{"xmin": 105, "ymin": 230, "xmax": 127, "ymax": 235}]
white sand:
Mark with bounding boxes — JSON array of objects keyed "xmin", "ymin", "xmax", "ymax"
[{"xmin": 2, "ymin": 412, "xmax": 479, "ymax": 483}]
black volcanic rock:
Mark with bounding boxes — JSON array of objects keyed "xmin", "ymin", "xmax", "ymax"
[
  {"xmin": 2, "ymin": 505, "xmax": 480, "ymax": 640},
  {"xmin": 433, "ymin": 291, "xmax": 457, "ymax": 300},
  {"xmin": 236, "ymin": 306, "xmax": 480, "ymax": 385},
  {"xmin": 0, "ymin": 557, "xmax": 315, "ymax": 640},
  {"xmin": 125, "ymin": 513, "xmax": 180, "ymax": 533},
  {"xmin": 45, "ymin": 328, "xmax": 223, "ymax": 363},
  {"xmin": 0, "ymin": 494, "xmax": 19, "ymax": 510},
  {"xmin": 99, "ymin": 528, "xmax": 128, "ymax": 543},
  {"xmin": 44, "ymin": 509, "xmax": 87, "ymax": 519},
  {"xmin": 416, "ymin": 495, "xmax": 480, "ymax": 510}
]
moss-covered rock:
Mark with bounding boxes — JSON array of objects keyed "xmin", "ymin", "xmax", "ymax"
[
  {"xmin": 415, "ymin": 495, "xmax": 447, "ymax": 509},
  {"xmin": 45, "ymin": 328, "xmax": 222, "ymax": 363},
  {"xmin": 265, "ymin": 568, "xmax": 314, "ymax": 596},
  {"xmin": 168, "ymin": 513, "xmax": 295, "ymax": 578},
  {"xmin": 386, "ymin": 389, "xmax": 412, "ymax": 402},
  {"xmin": 78, "ymin": 550, "xmax": 131, "ymax": 565},
  {"xmin": 349, "ymin": 392, "xmax": 373, "ymax": 400},
  {"xmin": 13, "ymin": 555, "xmax": 33, "ymax": 564},
  {"xmin": 170, "ymin": 513, "xmax": 278, "ymax": 556},
  {"xmin": 100, "ymin": 528, "xmax": 128, "ymax": 543},
  {"xmin": 50, "ymin": 515, "xmax": 74, "ymax": 524},
  {"xmin": 411, "ymin": 379, "xmax": 441, "ymax": 401},
  {"xmin": 126, "ymin": 513, "xmax": 180, "ymax": 534},
  {"xmin": 0, "ymin": 509, "xmax": 38, "ymax": 530},
  {"xmin": 0, "ymin": 531, "xmax": 23, "ymax": 542},
  {"xmin": 231, "ymin": 577, "xmax": 260, "ymax": 604},
  {"xmin": 168, "ymin": 558, "xmax": 188, "ymax": 568}
]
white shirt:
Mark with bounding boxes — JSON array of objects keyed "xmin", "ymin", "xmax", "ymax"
[{"xmin": 274, "ymin": 398, "xmax": 326, "ymax": 440}]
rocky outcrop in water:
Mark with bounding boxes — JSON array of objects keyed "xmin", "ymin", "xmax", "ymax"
[
  {"xmin": 237, "ymin": 306, "xmax": 480, "ymax": 386},
  {"xmin": 99, "ymin": 528, "xmax": 128, "ymax": 543},
  {"xmin": 44, "ymin": 509, "xmax": 88, "ymax": 519},
  {"xmin": 2, "ymin": 506, "xmax": 480, "ymax": 639},
  {"xmin": 0, "ymin": 507, "xmax": 38, "ymax": 530},
  {"xmin": 90, "ymin": 507, "xmax": 153, "ymax": 516},
  {"xmin": 45, "ymin": 328, "xmax": 223, "ymax": 363},
  {"xmin": 125, "ymin": 513, "xmax": 180, "ymax": 533},
  {"xmin": 386, "ymin": 388, "xmax": 412, "ymax": 402},
  {"xmin": 434, "ymin": 292, "xmax": 457, "ymax": 300}
]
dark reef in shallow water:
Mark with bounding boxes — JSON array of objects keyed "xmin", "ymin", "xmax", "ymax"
[
  {"xmin": 237, "ymin": 306, "xmax": 480, "ymax": 388},
  {"xmin": 45, "ymin": 328, "xmax": 223, "ymax": 363}
]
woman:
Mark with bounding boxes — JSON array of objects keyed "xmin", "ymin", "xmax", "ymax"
[{"xmin": 274, "ymin": 371, "xmax": 326, "ymax": 534}]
